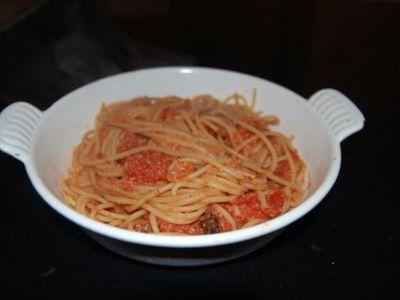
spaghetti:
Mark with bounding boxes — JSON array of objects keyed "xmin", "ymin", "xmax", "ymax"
[{"xmin": 62, "ymin": 91, "xmax": 307, "ymax": 234}]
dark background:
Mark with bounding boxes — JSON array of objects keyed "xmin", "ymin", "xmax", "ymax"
[{"xmin": 0, "ymin": 0, "xmax": 398, "ymax": 298}]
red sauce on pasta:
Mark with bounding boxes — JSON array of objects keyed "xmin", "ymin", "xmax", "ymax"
[{"xmin": 62, "ymin": 93, "xmax": 306, "ymax": 235}]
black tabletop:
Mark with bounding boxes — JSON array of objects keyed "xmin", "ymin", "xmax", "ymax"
[{"xmin": 1, "ymin": 0, "xmax": 398, "ymax": 299}]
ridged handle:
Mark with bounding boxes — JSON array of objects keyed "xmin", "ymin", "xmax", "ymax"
[
  {"xmin": 0, "ymin": 102, "xmax": 42, "ymax": 163},
  {"xmin": 308, "ymin": 89, "xmax": 365, "ymax": 143}
]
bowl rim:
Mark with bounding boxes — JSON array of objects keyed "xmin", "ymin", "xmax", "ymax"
[{"xmin": 24, "ymin": 66, "xmax": 341, "ymax": 248}]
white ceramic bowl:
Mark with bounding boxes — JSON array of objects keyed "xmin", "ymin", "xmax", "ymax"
[{"xmin": 0, "ymin": 67, "xmax": 364, "ymax": 266}]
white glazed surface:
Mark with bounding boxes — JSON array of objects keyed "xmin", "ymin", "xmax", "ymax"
[{"xmin": 0, "ymin": 67, "xmax": 364, "ymax": 264}]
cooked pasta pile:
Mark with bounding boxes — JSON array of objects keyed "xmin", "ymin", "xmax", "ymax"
[{"xmin": 62, "ymin": 92, "xmax": 306, "ymax": 234}]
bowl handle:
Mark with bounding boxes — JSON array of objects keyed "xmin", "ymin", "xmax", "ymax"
[
  {"xmin": 0, "ymin": 102, "xmax": 43, "ymax": 163},
  {"xmin": 308, "ymin": 89, "xmax": 365, "ymax": 143}
]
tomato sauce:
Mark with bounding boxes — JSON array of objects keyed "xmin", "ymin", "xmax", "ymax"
[
  {"xmin": 266, "ymin": 190, "xmax": 286, "ymax": 218},
  {"xmin": 157, "ymin": 218, "xmax": 204, "ymax": 235},
  {"xmin": 236, "ymin": 125, "xmax": 253, "ymax": 139},
  {"xmin": 132, "ymin": 218, "xmax": 152, "ymax": 233},
  {"xmin": 162, "ymin": 106, "xmax": 176, "ymax": 120},
  {"xmin": 118, "ymin": 131, "xmax": 148, "ymax": 152},
  {"xmin": 274, "ymin": 160, "xmax": 292, "ymax": 181},
  {"xmin": 166, "ymin": 160, "xmax": 195, "ymax": 182},
  {"xmin": 270, "ymin": 136, "xmax": 284, "ymax": 156},
  {"xmin": 124, "ymin": 150, "xmax": 175, "ymax": 184},
  {"xmin": 231, "ymin": 190, "xmax": 285, "ymax": 227}
]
